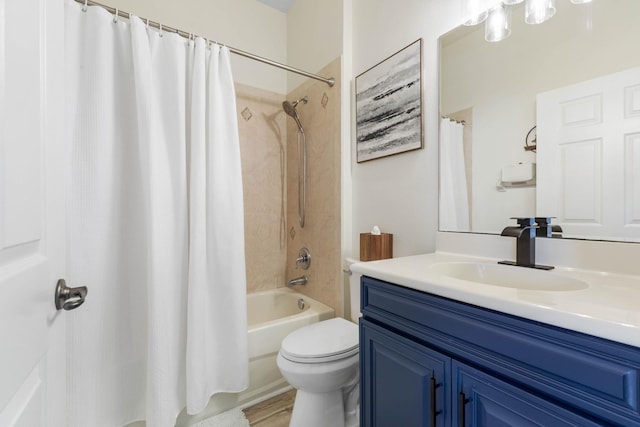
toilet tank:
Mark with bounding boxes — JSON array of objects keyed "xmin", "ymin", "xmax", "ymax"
[{"xmin": 345, "ymin": 258, "xmax": 362, "ymax": 323}]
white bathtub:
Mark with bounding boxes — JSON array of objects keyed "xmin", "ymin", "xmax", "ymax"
[{"xmin": 179, "ymin": 287, "xmax": 334, "ymax": 425}]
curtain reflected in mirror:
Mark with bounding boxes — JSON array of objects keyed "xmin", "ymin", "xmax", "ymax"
[{"xmin": 440, "ymin": 117, "xmax": 470, "ymax": 231}]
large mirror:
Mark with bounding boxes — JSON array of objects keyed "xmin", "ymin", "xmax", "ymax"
[{"xmin": 439, "ymin": 0, "xmax": 640, "ymax": 242}]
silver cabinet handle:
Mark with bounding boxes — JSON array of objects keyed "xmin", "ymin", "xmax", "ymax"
[{"xmin": 55, "ymin": 279, "xmax": 87, "ymax": 311}]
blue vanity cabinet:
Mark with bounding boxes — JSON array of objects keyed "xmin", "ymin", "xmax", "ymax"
[
  {"xmin": 453, "ymin": 361, "xmax": 602, "ymax": 426},
  {"xmin": 360, "ymin": 319, "xmax": 450, "ymax": 427},
  {"xmin": 360, "ymin": 276, "xmax": 640, "ymax": 427}
]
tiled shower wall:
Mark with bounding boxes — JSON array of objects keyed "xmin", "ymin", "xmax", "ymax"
[
  {"xmin": 285, "ymin": 58, "xmax": 343, "ymax": 317},
  {"xmin": 236, "ymin": 57, "xmax": 342, "ymax": 317},
  {"xmin": 236, "ymin": 84, "xmax": 288, "ymax": 292}
]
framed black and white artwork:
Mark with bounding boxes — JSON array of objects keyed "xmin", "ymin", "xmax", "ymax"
[{"xmin": 355, "ymin": 39, "xmax": 423, "ymax": 163}]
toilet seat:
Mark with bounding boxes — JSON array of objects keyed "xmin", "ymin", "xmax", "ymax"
[{"xmin": 280, "ymin": 317, "xmax": 359, "ymax": 363}]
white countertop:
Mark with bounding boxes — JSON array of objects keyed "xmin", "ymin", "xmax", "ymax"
[{"xmin": 350, "ymin": 252, "xmax": 640, "ymax": 348}]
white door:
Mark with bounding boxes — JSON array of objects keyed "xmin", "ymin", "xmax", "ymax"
[
  {"xmin": 537, "ymin": 67, "xmax": 640, "ymax": 241},
  {"xmin": 0, "ymin": 0, "xmax": 69, "ymax": 425}
]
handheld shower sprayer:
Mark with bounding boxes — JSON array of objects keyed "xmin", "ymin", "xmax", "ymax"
[{"xmin": 282, "ymin": 96, "xmax": 309, "ymax": 228}]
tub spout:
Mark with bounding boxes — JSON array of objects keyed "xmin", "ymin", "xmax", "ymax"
[{"xmin": 287, "ymin": 276, "xmax": 307, "ymax": 287}]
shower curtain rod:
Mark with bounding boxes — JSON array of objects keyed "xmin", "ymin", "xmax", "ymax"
[{"xmin": 74, "ymin": 0, "xmax": 336, "ymax": 87}]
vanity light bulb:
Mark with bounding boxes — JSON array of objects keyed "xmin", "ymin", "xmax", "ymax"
[
  {"xmin": 525, "ymin": 0, "xmax": 556, "ymax": 24},
  {"xmin": 485, "ymin": 4, "xmax": 512, "ymax": 42},
  {"xmin": 502, "ymin": 0, "xmax": 524, "ymax": 4},
  {"xmin": 570, "ymin": 0, "xmax": 592, "ymax": 3},
  {"xmin": 462, "ymin": 0, "xmax": 489, "ymax": 25}
]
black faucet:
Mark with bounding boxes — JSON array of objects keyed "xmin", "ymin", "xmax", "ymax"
[
  {"xmin": 499, "ymin": 217, "xmax": 555, "ymax": 270},
  {"xmin": 535, "ymin": 217, "xmax": 563, "ymax": 238}
]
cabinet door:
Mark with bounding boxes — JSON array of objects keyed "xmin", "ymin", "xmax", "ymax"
[
  {"xmin": 361, "ymin": 319, "xmax": 451, "ymax": 427},
  {"xmin": 453, "ymin": 361, "xmax": 603, "ymax": 427}
]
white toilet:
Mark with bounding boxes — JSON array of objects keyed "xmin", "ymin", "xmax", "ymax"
[{"xmin": 276, "ymin": 259, "xmax": 362, "ymax": 427}]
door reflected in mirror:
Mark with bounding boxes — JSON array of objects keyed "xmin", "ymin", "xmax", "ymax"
[{"xmin": 439, "ymin": 0, "xmax": 640, "ymax": 242}]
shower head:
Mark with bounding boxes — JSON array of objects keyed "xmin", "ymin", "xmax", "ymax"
[
  {"xmin": 282, "ymin": 96, "xmax": 308, "ymax": 132},
  {"xmin": 283, "ymin": 96, "xmax": 308, "ymax": 114}
]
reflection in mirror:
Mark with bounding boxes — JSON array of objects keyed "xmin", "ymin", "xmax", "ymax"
[{"xmin": 439, "ymin": 0, "xmax": 640, "ymax": 242}]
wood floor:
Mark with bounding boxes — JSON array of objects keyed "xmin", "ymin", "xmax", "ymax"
[{"xmin": 243, "ymin": 390, "xmax": 296, "ymax": 426}]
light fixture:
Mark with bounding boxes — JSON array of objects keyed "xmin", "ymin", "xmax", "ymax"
[
  {"xmin": 525, "ymin": 0, "xmax": 556, "ymax": 25},
  {"xmin": 485, "ymin": 4, "xmax": 512, "ymax": 42},
  {"xmin": 462, "ymin": 0, "xmax": 490, "ymax": 26},
  {"xmin": 463, "ymin": 0, "xmax": 590, "ymax": 42}
]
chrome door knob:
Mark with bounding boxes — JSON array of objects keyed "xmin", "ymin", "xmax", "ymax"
[{"xmin": 54, "ymin": 279, "xmax": 88, "ymax": 311}]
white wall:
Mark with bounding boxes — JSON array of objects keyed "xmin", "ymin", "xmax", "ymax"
[
  {"xmin": 341, "ymin": 0, "xmax": 354, "ymax": 260},
  {"xmin": 349, "ymin": 0, "xmax": 461, "ymax": 258},
  {"xmin": 98, "ymin": 0, "xmax": 288, "ymax": 93},
  {"xmin": 286, "ymin": 0, "xmax": 343, "ymax": 91}
]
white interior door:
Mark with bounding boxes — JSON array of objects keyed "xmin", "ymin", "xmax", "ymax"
[
  {"xmin": 537, "ymin": 66, "xmax": 640, "ymax": 241},
  {"xmin": 0, "ymin": 0, "xmax": 68, "ymax": 425}
]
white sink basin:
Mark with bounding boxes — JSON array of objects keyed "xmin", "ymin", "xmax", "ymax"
[{"xmin": 428, "ymin": 262, "xmax": 589, "ymax": 291}]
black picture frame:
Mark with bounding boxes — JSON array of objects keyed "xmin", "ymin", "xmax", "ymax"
[{"xmin": 355, "ymin": 39, "xmax": 423, "ymax": 163}]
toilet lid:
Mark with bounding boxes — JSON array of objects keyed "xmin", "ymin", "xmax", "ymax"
[{"xmin": 280, "ymin": 317, "xmax": 359, "ymax": 363}]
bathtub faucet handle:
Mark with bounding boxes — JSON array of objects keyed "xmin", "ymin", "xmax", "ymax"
[{"xmin": 295, "ymin": 247, "xmax": 311, "ymax": 270}]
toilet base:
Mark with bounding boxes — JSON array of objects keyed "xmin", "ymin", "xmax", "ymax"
[{"xmin": 289, "ymin": 389, "xmax": 345, "ymax": 427}]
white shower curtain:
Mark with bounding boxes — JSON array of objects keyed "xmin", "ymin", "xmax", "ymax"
[
  {"xmin": 64, "ymin": 1, "xmax": 248, "ymax": 426},
  {"xmin": 439, "ymin": 118, "xmax": 470, "ymax": 231}
]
